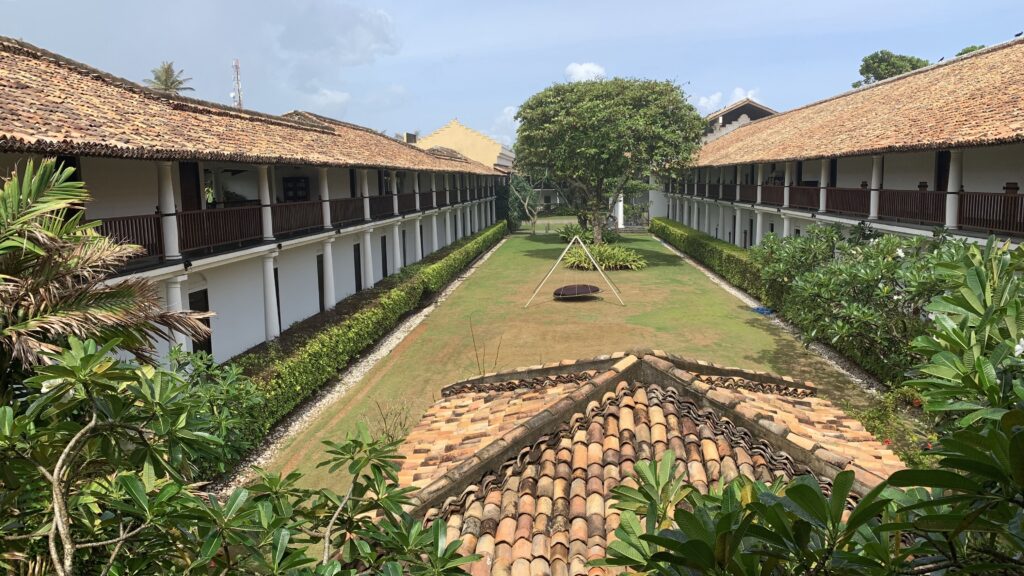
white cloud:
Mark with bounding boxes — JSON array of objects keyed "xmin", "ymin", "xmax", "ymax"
[
  {"xmin": 490, "ymin": 105, "xmax": 519, "ymax": 146},
  {"xmin": 309, "ymin": 88, "xmax": 351, "ymax": 108},
  {"xmin": 564, "ymin": 62, "xmax": 606, "ymax": 82},
  {"xmin": 696, "ymin": 87, "xmax": 761, "ymax": 113},
  {"xmin": 697, "ymin": 92, "xmax": 723, "ymax": 113}
]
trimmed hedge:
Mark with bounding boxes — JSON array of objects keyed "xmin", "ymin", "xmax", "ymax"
[
  {"xmin": 220, "ymin": 222, "xmax": 507, "ymax": 467},
  {"xmin": 650, "ymin": 218, "xmax": 765, "ymax": 301}
]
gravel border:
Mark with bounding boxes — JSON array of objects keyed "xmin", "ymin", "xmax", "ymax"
[
  {"xmin": 653, "ymin": 235, "xmax": 885, "ymax": 395},
  {"xmin": 214, "ymin": 237, "xmax": 510, "ymax": 493}
]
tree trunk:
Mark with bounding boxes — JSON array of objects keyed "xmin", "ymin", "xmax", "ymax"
[{"xmin": 592, "ymin": 208, "xmax": 603, "ymax": 244}]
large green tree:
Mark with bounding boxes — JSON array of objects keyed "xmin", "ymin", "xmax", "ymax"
[
  {"xmin": 852, "ymin": 50, "xmax": 929, "ymax": 88},
  {"xmin": 143, "ymin": 61, "xmax": 194, "ymax": 95},
  {"xmin": 514, "ymin": 78, "xmax": 703, "ymax": 243}
]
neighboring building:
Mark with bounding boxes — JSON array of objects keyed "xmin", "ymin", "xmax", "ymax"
[
  {"xmin": 417, "ymin": 119, "xmax": 515, "ymax": 172},
  {"xmin": 703, "ymin": 97, "xmax": 777, "ymax": 143},
  {"xmin": 661, "ymin": 38, "xmax": 1024, "ymax": 248},
  {"xmin": 399, "ymin": 351, "xmax": 902, "ymax": 573},
  {"xmin": 0, "ymin": 37, "xmax": 504, "ymax": 362}
]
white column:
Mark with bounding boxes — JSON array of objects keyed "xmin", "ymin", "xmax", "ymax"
[
  {"xmin": 444, "ymin": 211, "xmax": 452, "ymax": 245},
  {"xmin": 361, "ymin": 229, "xmax": 374, "ymax": 288},
  {"xmin": 783, "ymin": 162, "xmax": 793, "ymax": 208},
  {"xmin": 946, "ymin": 149, "xmax": 962, "ymax": 229},
  {"xmin": 615, "ymin": 194, "xmax": 625, "ymax": 229},
  {"xmin": 431, "ymin": 173, "xmax": 438, "ymax": 208},
  {"xmin": 413, "ymin": 171, "xmax": 420, "ymax": 211},
  {"xmin": 361, "ymin": 169, "xmax": 372, "ymax": 221},
  {"xmin": 734, "ymin": 207, "xmax": 743, "ymax": 248},
  {"xmin": 682, "ymin": 198, "xmax": 689, "ymax": 226},
  {"xmin": 455, "ymin": 206, "xmax": 463, "ymax": 238},
  {"xmin": 414, "ymin": 217, "xmax": 423, "ymax": 262},
  {"xmin": 166, "ymin": 274, "xmax": 188, "ymax": 348},
  {"xmin": 430, "ymin": 214, "xmax": 439, "ymax": 253},
  {"xmin": 717, "ymin": 204, "xmax": 725, "ymax": 239},
  {"xmin": 392, "ymin": 223, "xmax": 402, "ymax": 271},
  {"xmin": 444, "ymin": 174, "xmax": 451, "ymax": 206},
  {"xmin": 782, "ymin": 215, "xmax": 792, "ymax": 238},
  {"xmin": 258, "ymin": 165, "xmax": 274, "ymax": 241},
  {"xmin": 262, "ymin": 252, "xmax": 280, "ymax": 341},
  {"xmin": 755, "ymin": 211, "xmax": 765, "ymax": 244},
  {"xmin": 157, "ymin": 161, "xmax": 181, "ymax": 259},
  {"xmin": 319, "ymin": 167, "xmax": 331, "ymax": 229},
  {"xmin": 756, "ymin": 164, "xmax": 764, "ymax": 204},
  {"xmin": 734, "ymin": 167, "xmax": 741, "ymax": 201},
  {"xmin": 869, "ymin": 155, "xmax": 883, "ymax": 220},
  {"xmin": 391, "ymin": 170, "xmax": 400, "ymax": 216},
  {"xmin": 322, "ymin": 238, "xmax": 335, "ymax": 307},
  {"xmin": 818, "ymin": 160, "xmax": 829, "ymax": 213}
]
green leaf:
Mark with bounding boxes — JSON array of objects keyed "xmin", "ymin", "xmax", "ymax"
[
  {"xmin": 887, "ymin": 469, "xmax": 982, "ymax": 492},
  {"xmin": 828, "ymin": 470, "xmax": 854, "ymax": 526},
  {"xmin": 118, "ymin": 475, "xmax": 150, "ymax": 517}
]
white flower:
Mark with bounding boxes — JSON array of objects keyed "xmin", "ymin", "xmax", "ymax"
[
  {"xmin": 895, "ymin": 248, "xmax": 905, "ymax": 259},
  {"xmin": 1015, "ymin": 338, "xmax": 1024, "ymax": 357}
]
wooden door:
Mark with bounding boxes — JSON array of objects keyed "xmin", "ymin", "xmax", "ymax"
[{"xmin": 179, "ymin": 162, "xmax": 202, "ymax": 212}]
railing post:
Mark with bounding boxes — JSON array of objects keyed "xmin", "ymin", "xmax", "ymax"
[
  {"xmin": 392, "ymin": 223, "xmax": 402, "ymax": 271},
  {"xmin": 430, "ymin": 173, "xmax": 437, "ymax": 208},
  {"xmin": 258, "ymin": 164, "xmax": 274, "ymax": 241},
  {"xmin": 869, "ymin": 154, "xmax": 882, "ymax": 220},
  {"xmin": 783, "ymin": 162, "xmax": 792, "ymax": 208},
  {"xmin": 818, "ymin": 160, "xmax": 829, "ymax": 213},
  {"xmin": 445, "ymin": 174, "xmax": 451, "ymax": 206},
  {"xmin": 413, "ymin": 171, "xmax": 421, "ymax": 211},
  {"xmin": 430, "ymin": 213, "xmax": 439, "ymax": 254},
  {"xmin": 319, "ymin": 167, "xmax": 331, "ymax": 229},
  {"xmin": 157, "ymin": 161, "xmax": 181, "ymax": 259},
  {"xmin": 756, "ymin": 164, "xmax": 764, "ymax": 204},
  {"xmin": 734, "ymin": 207, "xmax": 744, "ymax": 248},
  {"xmin": 322, "ymin": 238, "xmax": 335, "ymax": 308},
  {"xmin": 262, "ymin": 251, "xmax": 280, "ymax": 340},
  {"xmin": 361, "ymin": 169, "xmax": 372, "ymax": 221},
  {"xmin": 391, "ymin": 170, "xmax": 400, "ymax": 216},
  {"xmin": 755, "ymin": 211, "xmax": 764, "ymax": 244},
  {"xmin": 946, "ymin": 149, "xmax": 962, "ymax": 229}
]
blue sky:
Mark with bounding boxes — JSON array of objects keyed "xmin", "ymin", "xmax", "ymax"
[{"xmin": 5, "ymin": 1, "xmax": 1023, "ymax": 145}]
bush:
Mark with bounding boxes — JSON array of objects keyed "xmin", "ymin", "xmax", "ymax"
[
  {"xmin": 649, "ymin": 218, "xmax": 764, "ymax": 300},
  {"xmin": 556, "ymin": 222, "xmax": 621, "ymax": 244},
  {"xmin": 222, "ymin": 222, "xmax": 507, "ymax": 471},
  {"xmin": 564, "ymin": 243, "xmax": 647, "ymax": 271}
]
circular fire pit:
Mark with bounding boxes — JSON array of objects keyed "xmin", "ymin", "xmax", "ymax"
[{"xmin": 553, "ymin": 284, "xmax": 601, "ymax": 299}]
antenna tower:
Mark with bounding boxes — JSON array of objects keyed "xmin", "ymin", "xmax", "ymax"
[{"xmin": 231, "ymin": 59, "xmax": 243, "ymax": 109}]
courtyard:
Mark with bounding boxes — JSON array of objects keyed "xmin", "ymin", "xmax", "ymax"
[{"xmin": 268, "ymin": 228, "xmax": 873, "ymax": 489}]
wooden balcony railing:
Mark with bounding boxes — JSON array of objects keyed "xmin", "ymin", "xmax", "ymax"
[
  {"xmin": 879, "ymin": 189, "xmax": 947, "ymax": 225},
  {"xmin": 178, "ymin": 205, "xmax": 262, "ymax": 253},
  {"xmin": 272, "ymin": 201, "xmax": 322, "ymax": 237},
  {"xmin": 708, "ymin": 185, "xmax": 721, "ymax": 200},
  {"xmin": 960, "ymin": 192, "xmax": 1024, "ymax": 236},
  {"xmin": 369, "ymin": 195, "xmax": 394, "ymax": 219},
  {"xmin": 789, "ymin": 186, "xmax": 820, "ymax": 210},
  {"xmin": 825, "ymin": 188, "xmax": 870, "ymax": 217},
  {"xmin": 436, "ymin": 192, "xmax": 449, "ymax": 208},
  {"xmin": 417, "ymin": 191, "xmax": 434, "ymax": 210},
  {"xmin": 92, "ymin": 213, "xmax": 163, "ymax": 260},
  {"xmin": 739, "ymin": 185, "xmax": 757, "ymax": 203},
  {"xmin": 397, "ymin": 193, "xmax": 417, "ymax": 214},
  {"xmin": 330, "ymin": 197, "xmax": 364, "ymax": 227},
  {"xmin": 761, "ymin": 185, "xmax": 784, "ymax": 206}
]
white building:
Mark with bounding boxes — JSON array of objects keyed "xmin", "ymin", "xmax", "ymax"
[
  {"xmin": 0, "ymin": 37, "xmax": 503, "ymax": 362},
  {"xmin": 660, "ymin": 39, "xmax": 1024, "ymax": 248}
]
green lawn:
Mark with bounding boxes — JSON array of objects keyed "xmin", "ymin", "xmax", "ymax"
[{"xmin": 267, "ymin": 232, "xmax": 874, "ymax": 488}]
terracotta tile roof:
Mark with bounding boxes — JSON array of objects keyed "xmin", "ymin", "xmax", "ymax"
[
  {"xmin": 0, "ymin": 37, "xmax": 498, "ymax": 175},
  {"xmin": 398, "ymin": 352, "xmax": 904, "ymax": 575},
  {"xmin": 696, "ymin": 39, "xmax": 1024, "ymax": 167}
]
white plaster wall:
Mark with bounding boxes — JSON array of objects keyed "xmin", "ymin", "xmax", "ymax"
[
  {"xmin": 273, "ymin": 165, "xmax": 320, "ymax": 202},
  {"xmin": 333, "ymin": 233, "xmax": 359, "ymax": 299},
  {"xmin": 964, "ymin": 143, "xmax": 1024, "ymax": 193},
  {"xmin": 203, "ymin": 258, "xmax": 266, "ymax": 362},
  {"xmin": 652, "ymin": 190, "xmax": 668, "ymax": 218},
  {"xmin": 277, "ymin": 243, "xmax": 322, "ymax": 329},
  {"xmin": 211, "ymin": 164, "xmax": 260, "ymax": 201},
  {"xmin": 373, "ymin": 230, "xmax": 387, "ymax": 280},
  {"xmin": 884, "ymin": 151, "xmax": 934, "ymax": 190},
  {"xmin": 836, "ymin": 156, "xmax": 873, "ymax": 189},
  {"xmin": 80, "ymin": 157, "xmax": 161, "ymax": 218},
  {"xmin": 798, "ymin": 159, "xmax": 824, "ymax": 186}
]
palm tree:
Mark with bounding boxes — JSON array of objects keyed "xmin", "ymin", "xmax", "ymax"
[
  {"xmin": 0, "ymin": 158, "xmax": 209, "ymax": 386},
  {"xmin": 143, "ymin": 61, "xmax": 194, "ymax": 95}
]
